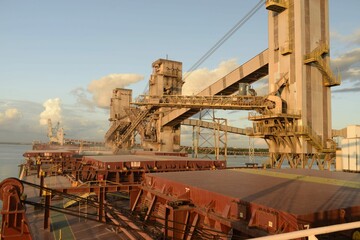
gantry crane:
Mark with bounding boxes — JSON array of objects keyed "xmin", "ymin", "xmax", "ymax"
[{"xmin": 47, "ymin": 119, "xmax": 64, "ymax": 145}]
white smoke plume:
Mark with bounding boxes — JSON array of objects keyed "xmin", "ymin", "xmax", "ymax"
[
  {"xmin": 182, "ymin": 59, "xmax": 239, "ymax": 95},
  {"xmin": 39, "ymin": 98, "xmax": 62, "ymax": 125},
  {"xmin": 0, "ymin": 108, "xmax": 22, "ymax": 124},
  {"xmin": 87, "ymin": 73, "xmax": 144, "ymax": 109}
]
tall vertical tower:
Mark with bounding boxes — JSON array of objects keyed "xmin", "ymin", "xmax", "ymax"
[
  {"xmin": 109, "ymin": 88, "xmax": 132, "ymax": 121},
  {"xmin": 149, "ymin": 59, "xmax": 183, "ymax": 96},
  {"xmin": 105, "ymin": 88, "xmax": 133, "ymax": 149},
  {"xmin": 146, "ymin": 59, "xmax": 183, "ymax": 152},
  {"xmin": 252, "ymin": 0, "xmax": 340, "ymax": 168}
]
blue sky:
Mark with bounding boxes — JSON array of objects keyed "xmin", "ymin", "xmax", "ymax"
[{"xmin": 0, "ymin": 0, "xmax": 359, "ymax": 146}]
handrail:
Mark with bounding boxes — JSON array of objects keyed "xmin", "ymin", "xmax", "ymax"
[
  {"xmin": 304, "ymin": 41, "xmax": 341, "ymax": 87},
  {"xmin": 251, "ymin": 221, "xmax": 360, "ymax": 240},
  {"xmin": 76, "ymin": 179, "xmax": 126, "ymax": 188},
  {"xmin": 248, "ymin": 109, "xmax": 301, "ymax": 119},
  {"xmin": 134, "ymin": 95, "xmax": 269, "ymax": 110}
]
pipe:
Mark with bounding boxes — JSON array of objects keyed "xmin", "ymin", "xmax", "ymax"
[{"xmin": 249, "ymin": 221, "xmax": 360, "ymax": 240}]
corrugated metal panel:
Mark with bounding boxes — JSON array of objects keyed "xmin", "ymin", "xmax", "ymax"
[
  {"xmin": 146, "ymin": 169, "xmax": 360, "ymax": 215},
  {"xmin": 139, "ymin": 169, "xmax": 360, "ymax": 237}
]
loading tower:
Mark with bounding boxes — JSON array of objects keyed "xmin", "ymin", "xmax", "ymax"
[
  {"xmin": 105, "ymin": 0, "xmax": 340, "ymax": 169},
  {"xmin": 256, "ymin": 0, "xmax": 340, "ymax": 168}
]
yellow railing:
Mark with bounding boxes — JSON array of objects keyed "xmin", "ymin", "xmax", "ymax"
[
  {"xmin": 304, "ymin": 41, "xmax": 341, "ymax": 87},
  {"xmin": 249, "ymin": 120, "xmax": 336, "ymax": 153},
  {"xmin": 304, "ymin": 41, "xmax": 329, "ymax": 63},
  {"xmin": 248, "ymin": 109, "xmax": 301, "ymax": 119}
]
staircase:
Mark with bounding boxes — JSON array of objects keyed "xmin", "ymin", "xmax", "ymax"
[
  {"xmin": 304, "ymin": 42, "xmax": 341, "ymax": 87},
  {"xmin": 114, "ymin": 108, "xmax": 152, "ymax": 149},
  {"xmin": 105, "ymin": 121, "xmax": 121, "ymax": 141},
  {"xmin": 297, "ymin": 125, "xmax": 336, "ymax": 153},
  {"xmin": 124, "ymin": 108, "xmax": 147, "ymax": 138},
  {"xmin": 301, "ymin": 126, "xmax": 323, "ymax": 151}
]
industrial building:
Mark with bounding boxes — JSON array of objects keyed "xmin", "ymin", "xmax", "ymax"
[{"xmin": 1, "ymin": 1, "xmax": 360, "ymax": 239}]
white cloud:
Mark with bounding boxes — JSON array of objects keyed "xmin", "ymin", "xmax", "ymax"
[
  {"xmin": 330, "ymin": 29, "xmax": 360, "ymax": 87},
  {"xmin": 39, "ymin": 98, "xmax": 62, "ymax": 126},
  {"xmin": 0, "ymin": 100, "xmax": 46, "ymax": 142},
  {"xmin": 0, "ymin": 99, "xmax": 109, "ymax": 143},
  {"xmin": 87, "ymin": 73, "xmax": 144, "ymax": 109},
  {"xmin": 331, "ymin": 48, "xmax": 360, "ymax": 83},
  {"xmin": 182, "ymin": 59, "xmax": 239, "ymax": 95},
  {"xmin": 331, "ymin": 29, "xmax": 360, "ymax": 46},
  {"xmin": 0, "ymin": 108, "xmax": 22, "ymax": 124},
  {"xmin": 252, "ymin": 77, "xmax": 269, "ymax": 96}
]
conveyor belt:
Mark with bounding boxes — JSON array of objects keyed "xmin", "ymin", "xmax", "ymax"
[
  {"xmin": 161, "ymin": 49, "xmax": 269, "ymax": 127},
  {"xmin": 182, "ymin": 119, "xmax": 247, "ymax": 135}
]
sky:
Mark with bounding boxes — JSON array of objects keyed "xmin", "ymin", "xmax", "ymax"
[{"xmin": 0, "ymin": 0, "xmax": 359, "ymax": 147}]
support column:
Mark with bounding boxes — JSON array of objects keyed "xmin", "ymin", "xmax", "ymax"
[
  {"xmin": 98, "ymin": 187, "xmax": 105, "ymax": 222},
  {"xmin": 263, "ymin": 0, "xmax": 336, "ymax": 168},
  {"xmin": 44, "ymin": 192, "xmax": 51, "ymax": 229},
  {"xmin": 39, "ymin": 171, "xmax": 45, "ymax": 197}
]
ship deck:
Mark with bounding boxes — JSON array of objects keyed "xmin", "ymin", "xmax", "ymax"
[
  {"xmin": 84, "ymin": 154, "xmax": 216, "ymax": 162},
  {"xmin": 18, "ymin": 151, "xmax": 360, "ymax": 239},
  {"xmin": 82, "ymin": 152, "xmax": 227, "ymax": 173},
  {"xmin": 145, "ymin": 168, "xmax": 360, "ymax": 216},
  {"xmin": 16, "ymin": 168, "xmax": 360, "ymax": 239},
  {"xmin": 22, "ymin": 175, "xmax": 125, "ymax": 240},
  {"xmin": 135, "ymin": 168, "xmax": 360, "ymax": 238}
]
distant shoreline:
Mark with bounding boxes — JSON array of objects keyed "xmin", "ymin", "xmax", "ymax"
[{"xmin": 0, "ymin": 142, "xmax": 32, "ymax": 146}]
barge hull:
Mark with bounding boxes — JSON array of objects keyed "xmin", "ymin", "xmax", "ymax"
[{"xmin": 131, "ymin": 169, "xmax": 360, "ymax": 238}]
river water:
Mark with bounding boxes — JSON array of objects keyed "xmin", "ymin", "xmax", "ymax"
[
  {"xmin": 0, "ymin": 144, "xmax": 32, "ymax": 182},
  {"xmin": 0, "ymin": 144, "xmax": 32, "ymax": 222}
]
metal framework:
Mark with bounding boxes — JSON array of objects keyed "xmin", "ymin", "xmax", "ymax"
[
  {"xmin": 131, "ymin": 90, "xmax": 337, "ymax": 169},
  {"xmin": 191, "ymin": 110, "xmax": 228, "ymax": 161},
  {"xmin": 249, "ymin": 111, "xmax": 337, "ymax": 169},
  {"xmin": 0, "ymin": 178, "xmax": 32, "ymax": 240},
  {"xmin": 304, "ymin": 41, "xmax": 341, "ymax": 87},
  {"xmin": 104, "ymin": 0, "xmax": 341, "ymax": 171},
  {"xmin": 134, "ymin": 94, "xmax": 273, "ymax": 111}
]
